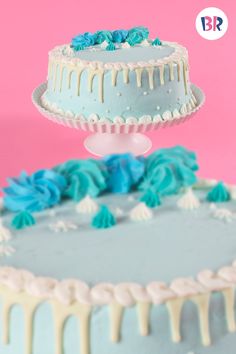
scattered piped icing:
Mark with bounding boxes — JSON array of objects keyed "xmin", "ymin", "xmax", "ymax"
[
  {"xmin": 92, "ymin": 205, "xmax": 116, "ymax": 229},
  {"xmin": 71, "ymin": 27, "xmax": 160, "ymax": 52},
  {"xmin": 12, "ymin": 211, "xmax": 35, "ymax": 230},
  {"xmin": 207, "ymin": 181, "xmax": 230, "ymax": 203},
  {"xmin": 140, "ymin": 189, "xmax": 161, "ymax": 208}
]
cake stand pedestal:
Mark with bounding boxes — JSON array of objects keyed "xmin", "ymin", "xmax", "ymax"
[
  {"xmin": 32, "ymin": 83, "xmax": 204, "ymax": 156},
  {"xmin": 84, "ymin": 133, "xmax": 152, "ymax": 156}
]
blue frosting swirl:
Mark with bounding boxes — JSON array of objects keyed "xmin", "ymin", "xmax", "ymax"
[
  {"xmin": 3, "ymin": 170, "xmax": 67, "ymax": 212},
  {"xmin": 95, "ymin": 30, "xmax": 113, "ymax": 44},
  {"xmin": 104, "ymin": 153, "xmax": 145, "ymax": 194},
  {"xmin": 71, "ymin": 32, "xmax": 97, "ymax": 51},
  {"xmin": 112, "ymin": 29, "xmax": 128, "ymax": 43},
  {"xmin": 139, "ymin": 146, "xmax": 198, "ymax": 195},
  {"xmin": 55, "ymin": 159, "xmax": 108, "ymax": 201},
  {"xmin": 126, "ymin": 26, "xmax": 149, "ymax": 46}
]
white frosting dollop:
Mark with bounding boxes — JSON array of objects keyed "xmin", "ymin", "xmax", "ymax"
[
  {"xmin": 212, "ymin": 207, "xmax": 234, "ymax": 223},
  {"xmin": 130, "ymin": 203, "xmax": 153, "ymax": 221},
  {"xmin": 229, "ymin": 185, "xmax": 236, "ymax": 200},
  {"xmin": 54, "ymin": 279, "xmax": 91, "ymax": 305},
  {"xmin": 114, "ymin": 283, "xmax": 150, "ymax": 306},
  {"xmin": 177, "ymin": 188, "xmax": 200, "ymax": 210},
  {"xmin": 147, "ymin": 282, "xmax": 176, "ymax": 304},
  {"xmin": 0, "ymin": 245, "xmax": 15, "ymax": 258},
  {"xmin": 218, "ymin": 265, "xmax": 236, "ymax": 283},
  {"xmin": 49, "ymin": 220, "xmax": 78, "ymax": 233},
  {"xmin": 0, "ymin": 219, "xmax": 12, "ymax": 242},
  {"xmin": 170, "ymin": 278, "xmax": 205, "ymax": 297},
  {"xmin": 75, "ymin": 196, "xmax": 98, "ymax": 214},
  {"xmin": 91, "ymin": 283, "xmax": 115, "ymax": 305},
  {"xmin": 197, "ymin": 270, "xmax": 232, "ymax": 291},
  {"xmin": 26, "ymin": 277, "xmax": 58, "ymax": 298}
]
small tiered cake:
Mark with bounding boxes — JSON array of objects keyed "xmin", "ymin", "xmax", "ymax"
[{"xmin": 41, "ymin": 27, "xmax": 197, "ymax": 124}]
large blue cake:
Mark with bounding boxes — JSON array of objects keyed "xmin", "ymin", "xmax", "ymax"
[
  {"xmin": 41, "ymin": 27, "xmax": 197, "ymax": 124},
  {"xmin": 0, "ymin": 146, "xmax": 236, "ymax": 354}
]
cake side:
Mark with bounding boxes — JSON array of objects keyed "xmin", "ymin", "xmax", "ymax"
[{"xmin": 41, "ymin": 27, "xmax": 197, "ymax": 123}]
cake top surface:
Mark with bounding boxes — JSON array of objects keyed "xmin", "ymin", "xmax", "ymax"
[
  {"xmin": 49, "ymin": 27, "xmax": 187, "ymax": 68},
  {"xmin": 61, "ymin": 44, "xmax": 175, "ymax": 64},
  {"xmin": 1, "ymin": 189, "xmax": 236, "ymax": 286},
  {"xmin": 1, "ymin": 146, "xmax": 236, "ymax": 297}
]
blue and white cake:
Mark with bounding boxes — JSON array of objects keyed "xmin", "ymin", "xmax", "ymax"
[
  {"xmin": 1, "ymin": 146, "xmax": 236, "ymax": 354},
  {"xmin": 41, "ymin": 27, "xmax": 197, "ymax": 124}
]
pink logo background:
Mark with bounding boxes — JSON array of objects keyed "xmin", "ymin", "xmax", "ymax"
[{"xmin": 0, "ymin": 0, "xmax": 235, "ymax": 188}]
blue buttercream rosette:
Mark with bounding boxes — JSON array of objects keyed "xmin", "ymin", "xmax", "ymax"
[
  {"xmin": 3, "ymin": 170, "xmax": 67, "ymax": 212},
  {"xmin": 139, "ymin": 146, "xmax": 199, "ymax": 195},
  {"xmin": 104, "ymin": 153, "xmax": 145, "ymax": 194},
  {"xmin": 55, "ymin": 159, "xmax": 108, "ymax": 201}
]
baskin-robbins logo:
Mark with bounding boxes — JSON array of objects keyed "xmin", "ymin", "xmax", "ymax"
[{"xmin": 196, "ymin": 7, "xmax": 228, "ymax": 40}]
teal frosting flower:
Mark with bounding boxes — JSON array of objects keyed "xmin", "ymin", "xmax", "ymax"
[
  {"xmin": 95, "ymin": 30, "xmax": 113, "ymax": 44},
  {"xmin": 207, "ymin": 182, "xmax": 230, "ymax": 203},
  {"xmin": 104, "ymin": 153, "xmax": 145, "ymax": 194},
  {"xmin": 71, "ymin": 32, "xmax": 97, "ymax": 51},
  {"xmin": 12, "ymin": 211, "xmax": 36, "ymax": 230},
  {"xmin": 106, "ymin": 42, "xmax": 116, "ymax": 51},
  {"xmin": 139, "ymin": 146, "xmax": 198, "ymax": 196},
  {"xmin": 152, "ymin": 37, "xmax": 162, "ymax": 46},
  {"xmin": 3, "ymin": 170, "xmax": 67, "ymax": 213},
  {"xmin": 112, "ymin": 29, "xmax": 128, "ymax": 43},
  {"xmin": 140, "ymin": 189, "xmax": 161, "ymax": 208},
  {"xmin": 126, "ymin": 26, "xmax": 149, "ymax": 46},
  {"xmin": 55, "ymin": 159, "xmax": 108, "ymax": 201},
  {"xmin": 92, "ymin": 205, "xmax": 116, "ymax": 229}
]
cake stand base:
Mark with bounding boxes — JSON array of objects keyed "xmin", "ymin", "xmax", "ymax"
[{"xmin": 84, "ymin": 133, "xmax": 152, "ymax": 156}]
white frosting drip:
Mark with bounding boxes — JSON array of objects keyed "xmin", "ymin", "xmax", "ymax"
[
  {"xmin": 177, "ymin": 188, "xmax": 200, "ymax": 210},
  {"xmin": 130, "ymin": 203, "xmax": 153, "ymax": 221},
  {"xmin": 75, "ymin": 196, "xmax": 98, "ymax": 214}
]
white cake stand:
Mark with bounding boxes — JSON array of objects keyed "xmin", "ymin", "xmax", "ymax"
[{"xmin": 32, "ymin": 83, "xmax": 204, "ymax": 156}]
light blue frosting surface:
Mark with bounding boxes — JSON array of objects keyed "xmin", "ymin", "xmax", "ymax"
[
  {"xmin": 74, "ymin": 45, "xmax": 174, "ymax": 63},
  {"xmin": 1, "ymin": 190, "xmax": 236, "ymax": 284}
]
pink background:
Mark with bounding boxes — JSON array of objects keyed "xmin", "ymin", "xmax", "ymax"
[{"xmin": 0, "ymin": 0, "xmax": 235, "ymax": 189}]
